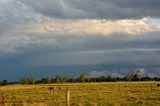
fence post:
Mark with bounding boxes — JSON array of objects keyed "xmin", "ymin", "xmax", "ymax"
[{"xmin": 66, "ymin": 90, "xmax": 70, "ymax": 106}]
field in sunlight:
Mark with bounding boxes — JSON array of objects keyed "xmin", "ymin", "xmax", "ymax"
[{"xmin": 0, "ymin": 82, "xmax": 160, "ymax": 106}]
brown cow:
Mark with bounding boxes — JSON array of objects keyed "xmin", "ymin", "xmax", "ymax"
[
  {"xmin": 157, "ymin": 83, "xmax": 160, "ymax": 87},
  {"xmin": 48, "ymin": 87, "xmax": 56, "ymax": 90}
]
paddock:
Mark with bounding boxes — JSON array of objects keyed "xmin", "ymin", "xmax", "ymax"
[{"xmin": 0, "ymin": 82, "xmax": 159, "ymax": 106}]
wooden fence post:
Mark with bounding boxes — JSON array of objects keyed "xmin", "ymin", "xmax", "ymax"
[{"xmin": 66, "ymin": 90, "xmax": 70, "ymax": 106}]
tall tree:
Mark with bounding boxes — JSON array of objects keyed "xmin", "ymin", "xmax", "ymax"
[
  {"xmin": 78, "ymin": 73, "xmax": 86, "ymax": 82},
  {"xmin": 63, "ymin": 76, "xmax": 69, "ymax": 83},
  {"xmin": 41, "ymin": 77, "xmax": 51, "ymax": 84},
  {"xmin": 20, "ymin": 77, "xmax": 29, "ymax": 85},
  {"xmin": 29, "ymin": 76, "xmax": 36, "ymax": 84},
  {"xmin": 125, "ymin": 73, "xmax": 132, "ymax": 81},
  {"xmin": 45, "ymin": 77, "xmax": 51, "ymax": 84},
  {"xmin": 55, "ymin": 75, "xmax": 62, "ymax": 83},
  {"xmin": 134, "ymin": 70, "xmax": 143, "ymax": 81}
]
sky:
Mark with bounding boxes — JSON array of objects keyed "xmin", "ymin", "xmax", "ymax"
[{"xmin": 0, "ymin": 0, "xmax": 160, "ymax": 80}]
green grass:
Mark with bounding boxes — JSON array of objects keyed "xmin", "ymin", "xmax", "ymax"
[{"xmin": 0, "ymin": 82, "xmax": 160, "ymax": 106}]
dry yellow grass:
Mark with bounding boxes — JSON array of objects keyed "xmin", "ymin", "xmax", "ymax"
[{"xmin": 0, "ymin": 82, "xmax": 160, "ymax": 106}]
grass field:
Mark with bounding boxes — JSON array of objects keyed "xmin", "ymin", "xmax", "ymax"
[{"xmin": 0, "ymin": 82, "xmax": 160, "ymax": 106}]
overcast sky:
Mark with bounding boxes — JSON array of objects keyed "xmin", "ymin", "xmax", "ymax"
[{"xmin": 0, "ymin": 0, "xmax": 160, "ymax": 80}]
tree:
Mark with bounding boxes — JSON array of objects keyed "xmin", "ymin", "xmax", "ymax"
[
  {"xmin": 51, "ymin": 78, "xmax": 55, "ymax": 83},
  {"xmin": 137, "ymin": 70, "xmax": 141, "ymax": 81},
  {"xmin": 68, "ymin": 78, "xmax": 75, "ymax": 83},
  {"xmin": 20, "ymin": 77, "xmax": 29, "ymax": 85},
  {"xmin": 99, "ymin": 76, "xmax": 106, "ymax": 82},
  {"xmin": 78, "ymin": 73, "xmax": 85, "ymax": 82},
  {"xmin": 45, "ymin": 77, "xmax": 51, "ymax": 84},
  {"xmin": 0, "ymin": 80, "xmax": 8, "ymax": 85},
  {"xmin": 0, "ymin": 80, "xmax": 2, "ymax": 85},
  {"xmin": 141, "ymin": 76, "xmax": 151, "ymax": 81},
  {"xmin": 63, "ymin": 76, "xmax": 69, "ymax": 83},
  {"xmin": 55, "ymin": 75, "xmax": 62, "ymax": 83},
  {"xmin": 106, "ymin": 76, "xmax": 112, "ymax": 82},
  {"xmin": 29, "ymin": 76, "xmax": 36, "ymax": 84},
  {"xmin": 41, "ymin": 77, "xmax": 51, "ymax": 84},
  {"xmin": 41, "ymin": 78, "xmax": 45, "ymax": 84},
  {"xmin": 89, "ymin": 78, "xmax": 97, "ymax": 82},
  {"xmin": 125, "ymin": 73, "xmax": 132, "ymax": 81},
  {"xmin": 134, "ymin": 70, "xmax": 143, "ymax": 81}
]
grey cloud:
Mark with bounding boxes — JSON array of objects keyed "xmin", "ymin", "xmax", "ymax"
[
  {"xmin": 19, "ymin": 0, "xmax": 160, "ymax": 19},
  {"xmin": 0, "ymin": 0, "xmax": 42, "ymax": 35},
  {"xmin": 1, "ymin": 32, "xmax": 160, "ymax": 80},
  {"xmin": 1, "ymin": 31, "xmax": 160, "ymax": 67},
  {"xmin": 0, "ymin": 0, "xmax": 160, "ymax": 80}
]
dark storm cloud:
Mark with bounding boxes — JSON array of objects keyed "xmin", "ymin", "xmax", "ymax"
[
  {"xmin": 20, "ymin": 0, "xmax": 160, "ymax": 19},
  {"xmin": 0, "ymin": 0, "xmax": 160, "ymax": 80},
  {"xmin": 1, "ymin": 32, "xmax": 160, "ymax": 80},
  {"xmin": 1, "ymin": 31, "xmax": 160, "ymax": 66}
]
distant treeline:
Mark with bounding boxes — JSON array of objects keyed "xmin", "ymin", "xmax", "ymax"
[{"xmin": 0, "ymin": 71, "xmax": 160, "ymax": 86}]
